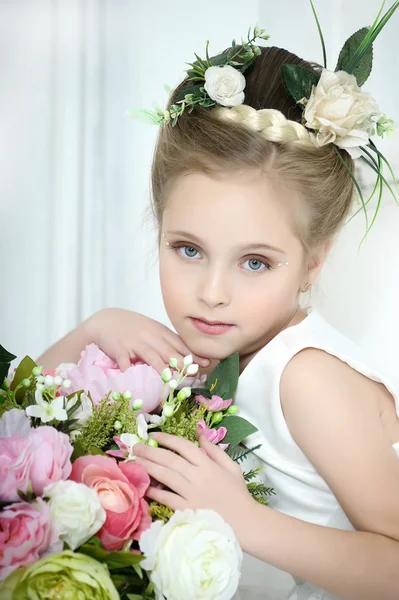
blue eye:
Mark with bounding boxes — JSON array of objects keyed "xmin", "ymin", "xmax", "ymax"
[
  {"xmin": 242, "ymin": 258, "xmax": 269, "ymax": 272},
  {"xmin": 177, "ymin": 245, "xmax": 200, "ymax": 259}
]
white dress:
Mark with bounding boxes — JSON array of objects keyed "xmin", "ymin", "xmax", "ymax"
[{"xmin": 234, "ymin": 309, "xmax": 399, "ymax": 600}]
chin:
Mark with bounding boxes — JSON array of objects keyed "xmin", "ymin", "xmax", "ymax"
[{"xmin": 185, "ymin": 335, "xmax": 238, "ymax": 361}]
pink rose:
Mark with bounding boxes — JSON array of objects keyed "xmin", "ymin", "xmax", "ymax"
[
  {"xmin": 0, "ymin": 498, "xmax": 58, "ymax": 580},
  {"xmin": 65, "ymin": 344, "xmax": 163, "ymax": 411},
  {"xmin": 70, "ymin": 455, "xmax": 151, "ymax": 551},
  {"xmin": 196, "ymin": 394, "xmax": 233, "ymax": 412},
  {"xmin": 197, "ymin": 419, "xmax": 229, "ymax": 450},
  {"xmin": 0, "ymin": 427, "xmax": 72, "ymax": 502}
]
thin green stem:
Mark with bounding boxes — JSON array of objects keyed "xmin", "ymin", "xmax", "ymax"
[{"xmin": 309, "ymin": 0, "xmax": 327, "ymax": 68}]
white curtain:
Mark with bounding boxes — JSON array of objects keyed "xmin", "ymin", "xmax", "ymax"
[{"xmin": 1, "ymin": 0, "xmax": 398, "ymax": 370}]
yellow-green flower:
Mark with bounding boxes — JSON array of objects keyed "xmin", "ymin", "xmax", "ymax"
[{"xmin": 0, "ymin": 551, "xmax": 119, "ymax": 600}]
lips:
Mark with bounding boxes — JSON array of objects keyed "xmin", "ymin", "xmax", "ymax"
[{"xmin": 189, "ymin": 317, "xmax": 234, "ymax": 336}]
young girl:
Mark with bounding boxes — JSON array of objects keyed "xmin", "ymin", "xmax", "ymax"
[{"xmin": 38, "ymin": 18, "xmax": 399, "ymax": 600}]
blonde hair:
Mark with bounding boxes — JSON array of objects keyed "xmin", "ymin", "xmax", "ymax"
[{"xmin": 150, "ymin": 46, "xmax": 355, "ymax": 251}]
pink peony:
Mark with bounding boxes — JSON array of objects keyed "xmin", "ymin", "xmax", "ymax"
[
  {"xmin": 196, "ymin": 394, "xmax": 233, "ymax": 412},
  {"xmin": 28, "ymin": 427, "xmax": 73, "ymax": 497},
  {"xmin": 64, "ymin": 344, "xmax": 163, "ymax": 411},
  {"xmin": 0, "ymin": 427, "xmax": 73, "ymax": 502},
  {"xmin": 197, "ymin": 419, "xmax": 229, "ymax": 450},
  {"xmin": 0, "ymin": 498, "xmax": 59, "ymax": 580},
  {"xmin": 70, "ymin": 455, "xmax": 151, "ymax": 551}
]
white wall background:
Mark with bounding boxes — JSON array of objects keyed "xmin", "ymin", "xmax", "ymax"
[{"xmin": 1, "ymin": 2, "xmax": 398, "ymax": 596}]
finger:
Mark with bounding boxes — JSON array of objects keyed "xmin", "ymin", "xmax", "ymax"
[
  {"xmin": 145, "ymin": 485, "xmax": 187, "ymax": 511},
  {"xmin": 150, "ymin": 432, "xmax": 207, "ymax": 466},
  {"xmin": 199, "ymin": 435, "xmax": 240, "ymax": 473},
  {"xmin": 134, "ymin": 443, "xmax": 194, "ymax": 476},
  {"xmin": 132, "ymin": 345, "xmax": 169, "ymax": 374},
  {"xmin": 115, "ymin": 353, "xmax": 133, "ymax": 372},
  {"xmin": 134, "ymin": 456, "xmax": 188, "ymax": 496},
  {"xmin": 164, "ymin": 333, "xmax": 210, "ymax": 368}
]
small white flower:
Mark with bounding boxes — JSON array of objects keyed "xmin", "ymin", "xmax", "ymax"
[
  {"xmin": 148, "ymin": 413, "xmax": 167, "ymax": 428},
  {"xmin": 62, "ymin": 379, "xmax": 72, "ymax": 389},
  {"xmin": 303, "ymin": 69, "xmax": 380, "ymax": 159},
  {"xmin": 204, "ymin": 65, "xmax": 246, "ymax": 107},
  {"xmin": 44, "ymin": 480, "xmax": 106, "ymax": 550},
  {"xmin": 66, "ymin": 393, "xmax": 93, "ymax": 429},
  {"xmin": 136, "ymin": 413, "xmax": 149, "ymax": 441},
  {"xmin": 26, "ymin": 390, "xmax": 68, "ymax": 423},
  {"xmin": 183, "ymin": 354, "xmax": 193, "ymax": 367},
  {"xmin": 139, "ymin": 509, "xmax": 243, "ymax": 600},
  {"xmin": 186, "ymin": 363, "xmax": 199, "ymax": 376}
]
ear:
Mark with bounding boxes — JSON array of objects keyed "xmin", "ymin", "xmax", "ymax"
[{"xmin": 306, "ymin": 238, "xmax": 334, "ymax": 286}]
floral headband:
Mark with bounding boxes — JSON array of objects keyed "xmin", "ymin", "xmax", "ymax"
[{"xmin": 130, "ymin": 1, "xmax": 399, "ymax": 236}]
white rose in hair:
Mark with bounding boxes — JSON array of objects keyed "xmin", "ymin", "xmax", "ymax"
[
  {"xmin": 139, "ymin": 509, "xmax": 243, "ymax": 600},
  {"xmin": 44, "ymin": 480, "xmax": 106, "ymax": 550},
  {"xmin": 204, "ymin": 65, "xmax": 246, "ymax": 107},
  {"xmin": 303, "ymin": 69, "xmax": 380, "ymax": 158}
]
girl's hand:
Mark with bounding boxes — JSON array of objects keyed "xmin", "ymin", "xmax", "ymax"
[
  {"xmin": 134, "ymin": 432, "xmax": 258, "ymax": 544},
  {"xmin": 85, "ymin": 308, "xmax": 210, "ymax": 373}
]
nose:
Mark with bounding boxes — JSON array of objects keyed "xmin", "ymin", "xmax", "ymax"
[{"xmin": 197, "ymin": 265, "xmax": 231, "ymax": 309}]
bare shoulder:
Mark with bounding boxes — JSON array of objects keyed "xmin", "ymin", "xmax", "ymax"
[{"xmin": 280, "ymin": 347, "xmax": 399, "ymax": 540}]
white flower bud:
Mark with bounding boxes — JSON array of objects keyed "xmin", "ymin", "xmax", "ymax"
[
  {"xmin": 44, "ymin": 375, "xmax": 54, "ymax": 387},
  {"xmin": 168, "ymin": 379, "xmax": 178, "ymax": 390},
  {"xmin": 186, "ymin": 363, "xmax": 199, "ymax": 376},
  {"xmin": 114, "ymin": 420, "xmax": 122, "ymax": 430},
  {"xmin": 112, "ymin": 392, "xmax": 121, "ymax": 401},
  {"xmin": 32, "ymin": 366, "xmax": 43, "ymax": 377},
  {"xmin": 36, "ymin": 383, "xmax": 45, "ymax": 392},
  {"xmin": 163, "ymin": 404, "xmax": 174, "ymax": 418},
  {"xmin": 62, "ymin": 379, "xmax": 72, "ymax": 389},
  {"xmin": 123, "ymin": 390, "xmax": 132, "ymax": 400},
  {"xmin": 169, "ymin": 357, "xmax": 178, "ymax": 369},
  {"xmin": 36, "ymin": 375, "xmax": 45, "ymax": 384},
  {"xmin": 54, "ymin": 375, "xmax": 63, "ymax": 386},
  {"xmin": 183, "ymin": 355, "xmax": 193, "ymax": 367},
  {"xmin": 132, "ymin": 398, "xmax": 143, "ymax": 411},
  {"xmin": 161, "ymin": 368, "xmax": 172, "ymax": 383}
]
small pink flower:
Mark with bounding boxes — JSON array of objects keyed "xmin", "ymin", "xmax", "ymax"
[
  {"xmin": 196, "ymin": 394, "xmax": 233, "ymax": 412},
  {"xmin": 0, "ymin": 498, "xmax": 58, "ymax": 580},
  {"xmin": 64, "ymin": 344, "xmax": 163, "ymax": 411},
  {"xmin": 197, "ymin": 419, "xmax": 229, "ymax": 450},
  {"xmin": 70, "ymin": 455, "xmax": 151, "ymax": 551}
]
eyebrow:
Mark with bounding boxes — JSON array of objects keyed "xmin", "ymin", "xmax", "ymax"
[{"xmin": 166, "ymin": 230, "xmax": 286, "ymax": 255}]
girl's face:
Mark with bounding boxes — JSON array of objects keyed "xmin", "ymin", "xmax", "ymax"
[{"xmin": 159, "ymin": 169, "xmax": 312, "ymax": 365}]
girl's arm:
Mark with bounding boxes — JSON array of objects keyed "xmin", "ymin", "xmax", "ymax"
[
  {"xmin": 37, "ymin": 308, "xmax": 210, "ymax": 372},
  {"xmin": 134, "ymin": 348, "xmax": 399, "ymax": 599}
]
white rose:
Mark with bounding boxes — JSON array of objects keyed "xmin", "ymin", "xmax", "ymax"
[
  {"xmin": 44, "ymin": 480, "xmax": 106, "ymax": 550},
  {"xmin": 204, "ymin": 65, "xmax": 246, "ymax": 107},
  {"xmin": 303, "ymin": 69, "xmax": 380, "ymax": 158},
  {"xmin": 139, "ymin": 509, "xmax": 243, "ymax": 600}
]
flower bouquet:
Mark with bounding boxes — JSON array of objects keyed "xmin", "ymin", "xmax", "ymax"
[{"xmin": 0, "ymin": 343, "xmax": 274, "ymax": 600}]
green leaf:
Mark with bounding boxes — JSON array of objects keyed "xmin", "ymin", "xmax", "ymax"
[
  {"xmin": 205, "ymin": 353, "xmax": 239, "ymax": 400},
  {"xmin": 280, "ymin": 64, "xmax": 320, "ymax": 103},
  {"xmin": 335, "ymin": 27, "xmax": 373, "ymax": 86},
  {"xmin": 0, "ymin": 344, "xmax": 16, "ymax": 363},
  {"xmin": 79, "ymin": 544, "xmax": 144, "ymax": 570},
  {"xmin": 10, "ymin": 355, "xmax": 36, "ymax": 403},
  {"xmin": 209, "ymin": 52, "xmax": 230, "ymax": 67},
  {"xmin": 215, "ymin": 415, "xmax": 257, "ymax": 447}
]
